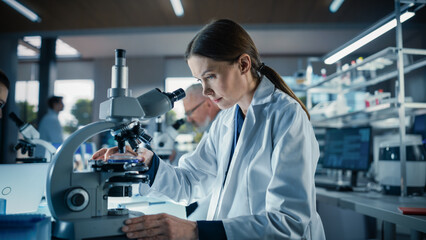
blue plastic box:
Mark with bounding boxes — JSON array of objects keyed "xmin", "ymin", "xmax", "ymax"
[{"xmin": 0, "ymin": 214, "xmax": 51, "ymax": 240}]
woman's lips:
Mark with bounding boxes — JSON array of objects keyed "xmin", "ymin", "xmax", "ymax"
[{"xmin": 213, "ymin": 97, "xmax": 222, "ymax": 103}]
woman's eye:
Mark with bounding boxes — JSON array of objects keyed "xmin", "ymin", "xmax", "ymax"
[{"xmin": 206, "ymin": 75, "xmax": 215, "ymax": 80}]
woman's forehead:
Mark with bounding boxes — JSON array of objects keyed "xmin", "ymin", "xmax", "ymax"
[{"xmin": 188, "ymin": 56, "xmax": 230, "ymax": 77}]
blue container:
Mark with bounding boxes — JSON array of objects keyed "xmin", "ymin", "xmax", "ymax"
[
  {"xmin": 0, "ymin": 199, "xmax": 5, "ymax": 214},
  {"xmin": 0, "ymin": 214, "xmax": 51, "ymax": 240}
]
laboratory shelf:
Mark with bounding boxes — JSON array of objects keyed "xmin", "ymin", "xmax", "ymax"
[
  {"xmin": 306, "ymin": 47, "xmax": 426, "ymax": 128},
  {"xmin": 311, "ymin": 102, "xmax": 426, "ymax": 128},
  {"xmin": 306, "ymin": 47, "xmax": 396, "ymax": 90},
  {"xmin": 341, "ymin": 57, "xmax": 426, "ymax": 93},
  {"xmin": 306, "ymin": 47, "xmax": 426, "ymax": 92}
]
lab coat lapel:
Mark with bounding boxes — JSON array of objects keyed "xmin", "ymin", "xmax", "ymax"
[
  {"xmin": 206, "ymin": 109, "xmax": 235, "ymax": 220},
  {"xmin": 213, "ymin": 79, "xmax": 274, "ymax": 219},
  {"xmin": 215, "ymin": 109, "xmax": 254, "ymax": 218}
]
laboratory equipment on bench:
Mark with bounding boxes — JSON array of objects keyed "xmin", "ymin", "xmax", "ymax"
[
  {"xmin": 151, "ymin": 117, "xmax": 185, "ymax": 159},
  {"xmin": 9, "ymin": 112, "xmax": 56, "ymax": 162},
  {"xmin": 378, "ymin": 134, "xmax": 426, "ymax": 195},
  {"xmin": 46, "ymin": 49, "xmax": 185, "ymax": 240},
  {"xmin": 364, "ymin": 90, "xmax": 391, "ymax": 108}
]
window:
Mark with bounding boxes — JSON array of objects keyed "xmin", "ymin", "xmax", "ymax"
[
  {"xmin": 17, "ymin": 36, "xmax": 80, "ymax": 59},
  {"xmin": 54, "ymin": 80, "xmax": 94, "ymax": 138},
  {"xmin": 15, "ymin": 80, "xmax": 39, "ymax": 123}
]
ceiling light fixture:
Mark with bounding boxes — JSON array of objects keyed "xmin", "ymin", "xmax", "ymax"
[
  {"xmin": 324, "ymin": 11, "xmax": 415, "ymax": 65},
  {"xmin": 170, "ymin": 0, "xmax": 184, "ymax": 17},
  {"xmin": 2, "ymin": 0, "xmax": 41, "ymax": 22},
  {"xmin": 329, "ymin": 0, "xmax": 345, "ymax": 13}
]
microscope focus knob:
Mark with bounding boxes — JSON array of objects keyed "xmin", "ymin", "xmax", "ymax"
[
  {"xmin": 71, "ymin": 194, "xmax": 85, "ymax": 206},
  {"xmin": 66, "ymin": 188, "xmax": 89, "ymax": 212}
]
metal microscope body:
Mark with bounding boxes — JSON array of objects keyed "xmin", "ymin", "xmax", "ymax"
[
  {"xmin": 47, "ymin": 121, "xmax": 132, "ymax": 239},
  {"xmin": 46, "ymin": 49, "xmax": 185, "ymax": 239},
  {"xmin": 9, "ymin": 112, "xmax": 57, "ymax": 162}
]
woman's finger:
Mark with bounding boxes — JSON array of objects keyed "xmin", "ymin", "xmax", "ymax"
[
  {"xmin": 125, "ymin": 226, "xmax": 164, "ymax": 239},
  {"xmin": 104, "ymin": 146, "xmax": 119, "ymax": 161},
  {"xmin": 125, "ymin": 145, "xmax": 138, "ymax": 156},
  {"xmin": 136, "ymin": 148, "xmax": 154, "ymax": 166},
  {"xmin": 91, "ymin": 148, "xmax": 107, "ymax": 160}
]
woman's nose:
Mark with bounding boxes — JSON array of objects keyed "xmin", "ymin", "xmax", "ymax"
[{"xmin": 202, "ymin": 85, "xmax": 213, "ymax": 96}]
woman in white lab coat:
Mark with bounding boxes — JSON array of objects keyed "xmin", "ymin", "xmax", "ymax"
[{"xmin": 93, "ymin": 19, "xmax": 325, "ymax": 240}]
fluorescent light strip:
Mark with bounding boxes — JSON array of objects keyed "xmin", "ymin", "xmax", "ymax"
[
  {"xmin": 170, "ymin": 0, "xmax": 184, "ymax": 17},
  {"xmin": 2, "ymin": 0, "xmax": 41, "ymax": 22},
  {"xmin": 324, "ymin": 12, "xmax": 415, "ymax": 65},
  {"xmin": 329, "ymin": 0, "xmax": 345, "ymax": 13}
]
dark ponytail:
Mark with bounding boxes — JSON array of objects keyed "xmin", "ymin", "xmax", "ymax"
[{"xmin": 185, "ymin": 19, "xmax": 310, "ymax": 120}]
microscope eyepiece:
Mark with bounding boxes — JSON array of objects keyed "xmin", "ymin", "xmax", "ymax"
[
  {"xmin": 166, "ymin": 88, "xmax": 186, "ymax": 103},
  {"xmin": 115, "ymin": 49, "xmax": 126, "ymax": 59}
]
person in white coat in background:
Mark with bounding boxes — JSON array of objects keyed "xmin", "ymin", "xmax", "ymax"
[
  {"xmin": 183, "ymin": 83, "xmax": 221, "ymax": 220},
  {"xmin": 93, "ymin": 19, "xmax": 325, "ymax": 240}
]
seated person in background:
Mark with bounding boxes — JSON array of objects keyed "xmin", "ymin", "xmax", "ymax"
[
  {"xmin": 182, "ymin": 83, "xmax": 221, "ymax": 220},
  {"xmin": 184, "ymin": 83, "xmax": 221, "ymax": 136}
]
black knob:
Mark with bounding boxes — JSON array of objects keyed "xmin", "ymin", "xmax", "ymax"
[{"xmin": 71, "ymin": 193, "xmax": 85, "ymax": 206}]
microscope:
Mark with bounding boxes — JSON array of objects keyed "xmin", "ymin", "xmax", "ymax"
[
  {"xmin": 9, "ymin": 112, "xmax": 57, "ymax": 162},
  {"xmin": 46, "ymin": 49, "xmax": 185, "ymax": 239},
  {"xmin": 151, "ymin": 117, "xmax": 185, "ymax": 160}
]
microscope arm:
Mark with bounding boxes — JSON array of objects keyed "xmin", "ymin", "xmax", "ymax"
[
  {"xmin": 47, "ymin": 120, "xmax": 121, "ymax": 220},
  {"xmin": 30, "ymin": 139, "xmax": 57, "ymax": 161},
  {"xmin": 31, "ymin": 139, "xmax": 57, "ymax": 154}
]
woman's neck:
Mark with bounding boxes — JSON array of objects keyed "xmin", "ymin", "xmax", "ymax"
[{"xmin": 238, "ymin": 76, "xmax": 260, "ymax": 116}]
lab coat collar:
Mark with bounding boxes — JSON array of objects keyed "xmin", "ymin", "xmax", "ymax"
[
  {"xmin": 251, "ymin": 77, "xmax": 275, "ymax": 106},
  {"xmin": 223, "ymin": 78, "xmax": 274, "ymax": 129}
]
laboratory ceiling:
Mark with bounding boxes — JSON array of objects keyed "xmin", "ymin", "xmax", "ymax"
[{"xmin": 1, "ymin": 0, "xmax": 425, "ymax": 58}]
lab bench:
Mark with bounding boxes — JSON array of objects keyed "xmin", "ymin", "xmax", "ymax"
[{"xmin": 316, "ymin": 187, "xmax": 426, "ymax": 239}]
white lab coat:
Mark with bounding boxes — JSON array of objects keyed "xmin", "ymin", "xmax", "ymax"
[{"xmin": 140, "ymin": 78, "xmax": 325, "ymax": 239}]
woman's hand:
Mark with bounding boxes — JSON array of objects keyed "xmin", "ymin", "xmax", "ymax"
[
  {"xmin": 122, "ymin": 213, "xmax": 198, "ymax": 240},
  {"xmin": 91, "ymin": 145, "xmax": 154, "ymax": 168}
]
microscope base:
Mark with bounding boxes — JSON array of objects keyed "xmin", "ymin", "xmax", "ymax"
[{"xmin": 53, "ymin": 212, "xmax": 142, "ymax": 240}]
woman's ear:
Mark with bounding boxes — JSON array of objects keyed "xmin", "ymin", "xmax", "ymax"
[{"xmin": 238, "ymin": 54, "xmax": 251, "ymax": 74}]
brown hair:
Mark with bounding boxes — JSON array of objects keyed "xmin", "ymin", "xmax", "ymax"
[{"xmin": 185, "ymin": 19, "xmax": 310, "ymax": 120}]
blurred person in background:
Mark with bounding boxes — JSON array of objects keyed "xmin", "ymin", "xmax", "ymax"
[
  {"xmin": 182, "ymin": 83, "xmax": 221, "ymax": 220},
  {"xmin": 39, "ymin": 96, "xmax": 64, "ymax": 144}
]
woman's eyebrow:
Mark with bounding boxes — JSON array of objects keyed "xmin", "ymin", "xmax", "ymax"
[{"xmin": 193, "ymin": 69, "xmax": 213, "ymax": 79}]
